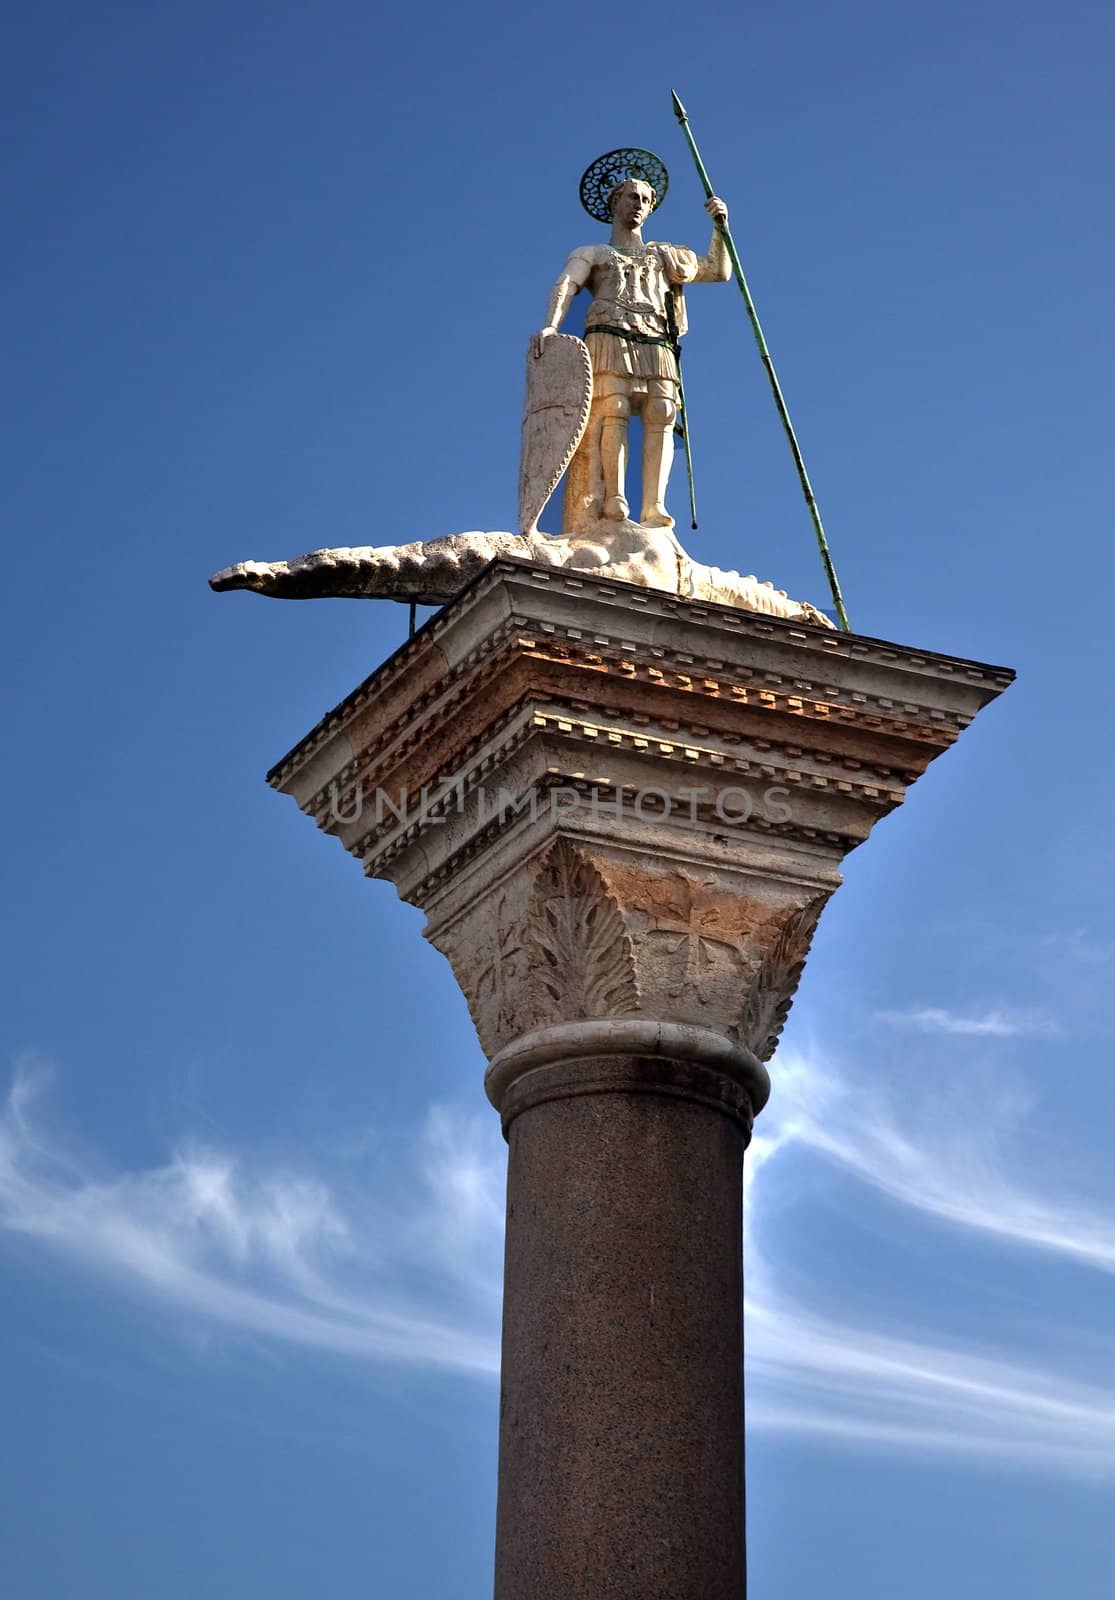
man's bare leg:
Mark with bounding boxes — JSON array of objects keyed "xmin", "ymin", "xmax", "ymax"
[
  {"xmin": 640, "ymin": 394, "xmax": 677, "ymax": 529},
  {"xmin": 597, "ymin": 390, "xmax": 632, "ymax": 522}
]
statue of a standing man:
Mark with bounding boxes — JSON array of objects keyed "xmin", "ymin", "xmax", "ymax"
[{"xmin": 532, "ymin": 150, "xmax": 729, "ymax": 533}]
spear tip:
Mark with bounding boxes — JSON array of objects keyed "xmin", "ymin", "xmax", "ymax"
[{"xmin": 670, "ymin": 88, "xmax": 688, "ymax": 121}]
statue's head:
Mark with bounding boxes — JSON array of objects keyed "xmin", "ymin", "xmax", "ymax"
[
  {"xmin": 608, "ymin": 178, "xmax": 656, "ymax": 229},
  {"xmin": 580, "ymin": 150, "xmax": 668, "ymax": 224}
]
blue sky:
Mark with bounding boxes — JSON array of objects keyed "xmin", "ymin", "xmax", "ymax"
[{"xmin": 3, "ymin": 0, "xmax": 1113, "ymax": 1594}]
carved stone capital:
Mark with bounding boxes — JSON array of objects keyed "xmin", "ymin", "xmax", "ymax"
[
  {"xmin": 426, "ymin": 835, "xmax": 824, "ymax": 1074},
  {"xmin": 268, "ymin": 561, "xmax": 1013, "ymax": 1109}
]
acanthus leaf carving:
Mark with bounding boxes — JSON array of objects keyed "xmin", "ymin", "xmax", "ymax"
[
  {"xmin": 525, "ymin": 840, "xmax": 640, "ymax": 1023},
  {"xmin": 739, "ymin": 894, "xmax": 829, "ymax": 1062}
]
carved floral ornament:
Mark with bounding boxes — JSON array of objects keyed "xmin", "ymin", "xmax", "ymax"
[
  {"xmin": 738, "ymin": 894, "xmax": 827, "ymax": 1061},
  {"xmin": 429, "ymin": 838, "xmax": 828, "ymax": 1064},
  {"xmin": 524, "ymin": 842, "xmax": 640, "ymax": 1021}
]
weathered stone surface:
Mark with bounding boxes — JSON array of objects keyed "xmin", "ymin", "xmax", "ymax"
[
  {"xmin": 265, "ymin": 560, "xmax": 1011, "ymax": 1600},
  {"xmin": 268, "ymin": 558, "xmax": 1013, "ymax": 1071},
  {"xmin": 265, "ymin": 558, "xmax": 1011, "ymax": 1600},
  {"xmin": 210, "ymin": 525, "xmax": 834, "ymax": 626}
]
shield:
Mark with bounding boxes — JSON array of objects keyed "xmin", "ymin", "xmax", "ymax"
[{"xmin": 518, "ymin": 333, "xmax": 593, "ymax": 536}]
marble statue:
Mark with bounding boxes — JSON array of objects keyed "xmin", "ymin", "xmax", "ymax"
[
  {"xmin": 209, "ymin": 148, "xmax": 834, "ymax": 629},
  {"xmin": 534, "ymin": 173, "xmax": 728, "ymax": 534}
]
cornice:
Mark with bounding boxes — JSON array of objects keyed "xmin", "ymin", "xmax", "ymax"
[{"xmin": 267, "ymin": 559, "xmax": 1014, "ymax": 789}]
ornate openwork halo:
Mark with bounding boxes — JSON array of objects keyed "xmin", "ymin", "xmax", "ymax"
[{"xmin": 579, "ymin": 148, "xmax": 669, "ymax": 224}]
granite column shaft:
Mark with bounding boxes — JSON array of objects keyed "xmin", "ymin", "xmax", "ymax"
[{"xmin": 492, "ymin": 1051, "xmax": 754, "ymax": 1600}]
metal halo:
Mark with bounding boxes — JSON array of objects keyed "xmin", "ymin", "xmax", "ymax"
[{"xmin": 579, "ymin": 148, "xmax": 669, "ymax": 224}]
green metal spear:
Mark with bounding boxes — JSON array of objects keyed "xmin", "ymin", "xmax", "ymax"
[
  {"xmin": 671, "ymin": 90, "xmax": 852, "ymax": 632},
  {"xmin": 676, "ymin": 375, "xmax": 698, "ymax": 530},
  {"xmin": 666, "ymin": 288, "xmax": 699, "ymax": 529}
]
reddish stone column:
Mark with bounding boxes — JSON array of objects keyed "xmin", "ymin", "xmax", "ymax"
[{"xmin": 489, "ymin": 1047, "xmax": 766, "ymax": 1600}]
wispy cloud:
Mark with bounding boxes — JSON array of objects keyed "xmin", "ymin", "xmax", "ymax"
[
  {"xmin": 3, "ymin": 1050, "xmax": 1114, "ymax": 1474},
  {"xmin": 739, "ymin": 1058, "xmax": 1115, "ymax": 1469},
  {"xmin": 759, "ymin": 1048, "xmax": 1115, "ymax": 1273},
  {"xmin": 0, "ymin": 1061, "xmax": 502, "ymax": 1375},
  {"xmin": 874, "ymin": 1005, "xmax": 1057, "ymax": 1037},
  {"xmin": 744, "ymin": 1233, "xmax": 1115, "ymax": 1470}
]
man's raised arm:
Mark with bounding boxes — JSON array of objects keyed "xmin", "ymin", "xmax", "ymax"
[{"xmin": 694, "ymin": 196, "xmax": 731, "ymax": 283}]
